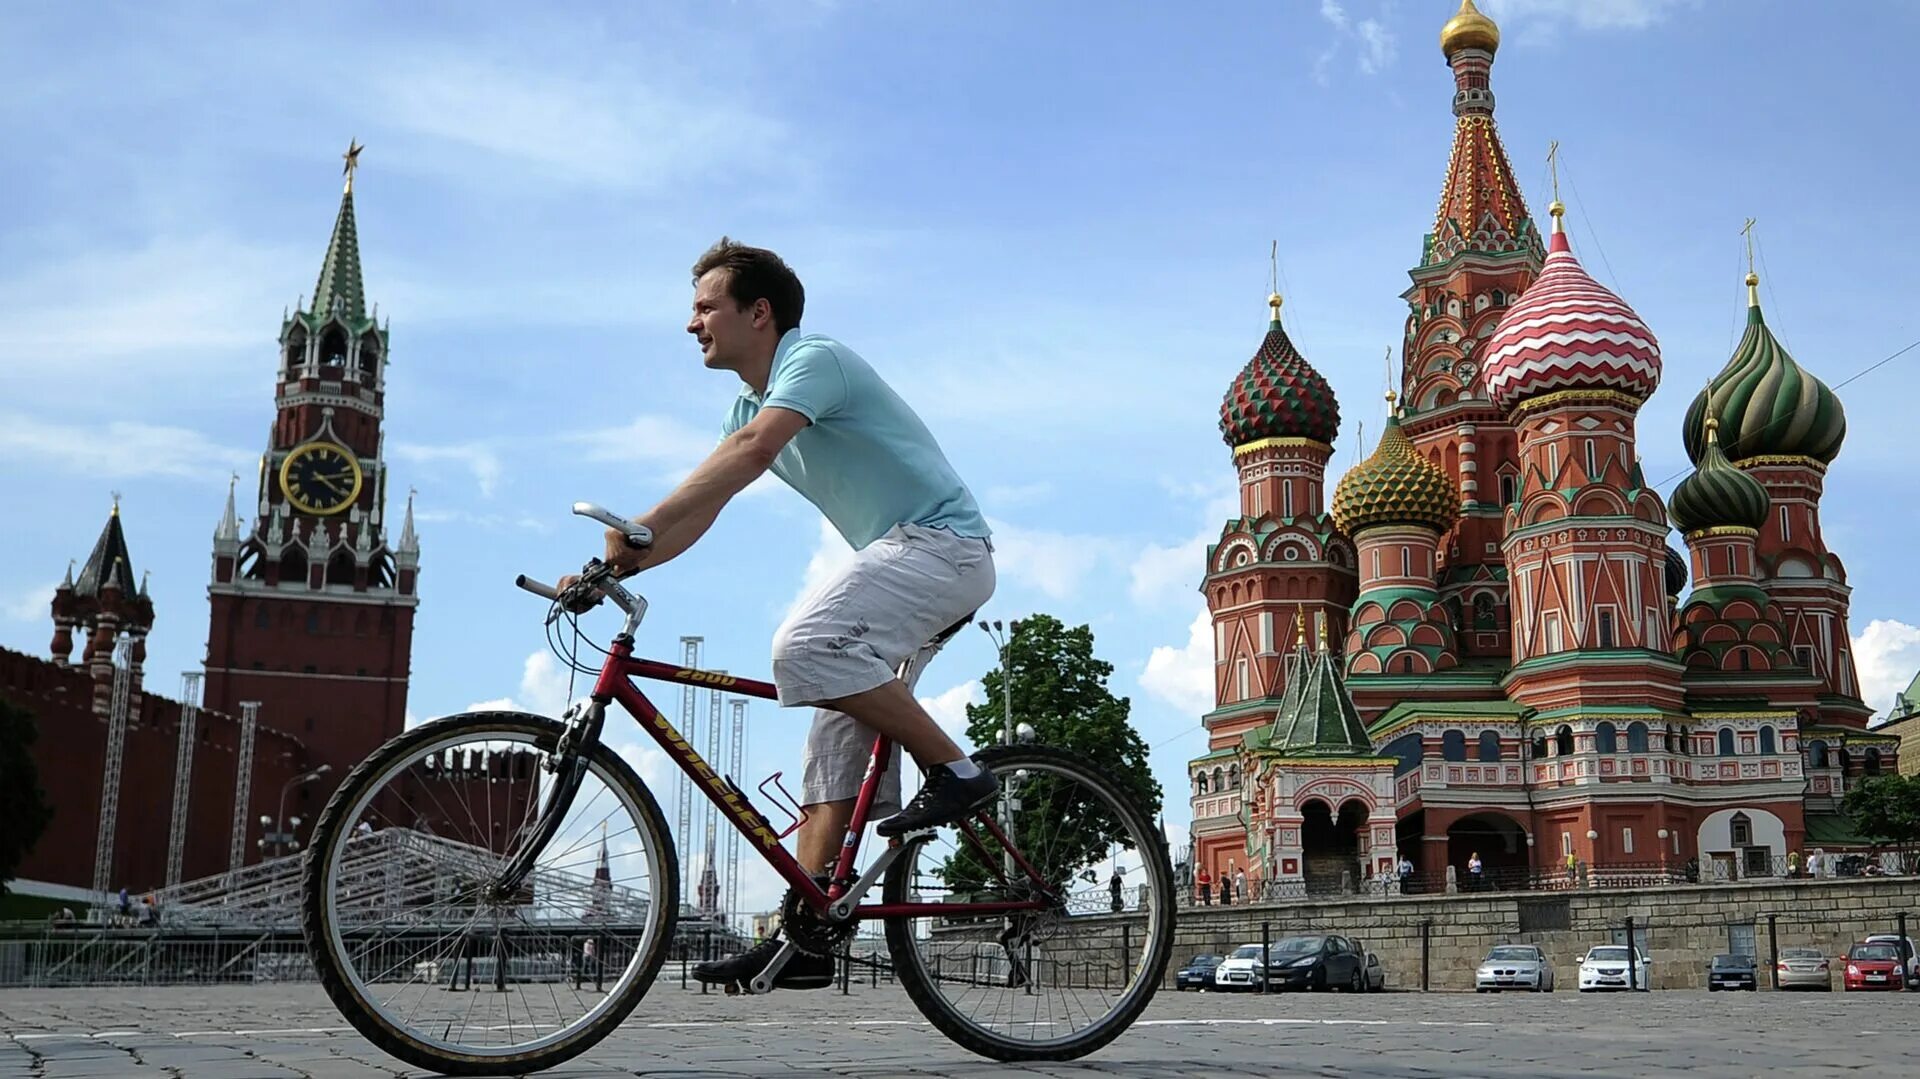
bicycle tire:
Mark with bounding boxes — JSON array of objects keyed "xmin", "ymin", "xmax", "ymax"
[
  {"xmin": 881, "ymin": 743, "xmax": 1174, "ymax": 1062},
  {"xmin": 301, "ymin": 711, "xmax": 678, "ymax": 1075}
]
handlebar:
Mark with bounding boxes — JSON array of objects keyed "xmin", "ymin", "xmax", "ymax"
[
  {"xmin": 515, "ymin": 502, "xmax": 653, "ymax": 631},
  {"xmin": 514, "ymin": 575, "xmax": 562, "ymax": 601},
  {"xmin": 572, "ymin": 501, "xmax": 653, "ymax": 550}
]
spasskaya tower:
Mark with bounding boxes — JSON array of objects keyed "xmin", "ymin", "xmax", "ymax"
[{"xmin": 203, "ymin": 143, "xmax": 419, "ymax": 830}]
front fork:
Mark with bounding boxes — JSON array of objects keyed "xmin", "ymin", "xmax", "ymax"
[{"xmin": 490, "ymin": 700, "xmax": 605, "ymax": 898}]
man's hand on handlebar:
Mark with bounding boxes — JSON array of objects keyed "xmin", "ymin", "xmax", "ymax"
[{"xmin": 601, "ymin": 526, "xmax": 653, "ymax": 578}]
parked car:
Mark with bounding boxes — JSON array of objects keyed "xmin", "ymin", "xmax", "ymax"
[
  {"xmin": 1175, "ymin": 953, "xmax": 1223, "ymax": 991},
  {"xmin": 1476, "ymin": 944, "xmax": 1554, "ymax": 992},
  {"xmin": 1212, "ymin": 944, "xmax": 1270, "ymax": 992},
  {"xmin": 1859, "ymin": 935, "xmax": 1920, "ymax": 988},
  {"xmin": 1361, "ymin": 949, "xmax": 1386, "ymax": 992},
  {"xmin": 1774, "ymin": 946, "xmax": 1832, "ymax": 991},
  {"xmin": 1577, "ymin": 945, "xmax": 1650, "ymax": 991},
  {"xmin": 1707, "ymin": 953, "xmax": 1757, "ymax": 991},
  {"xmin": 1843, "ymin": 943, "xmax": 1906, "ymax": 991},
  {"xmin": 1265, "ymin": 934, "xmax": 1368, "ymax": 992}
]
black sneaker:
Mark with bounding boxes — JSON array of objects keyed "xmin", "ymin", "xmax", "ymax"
[
  {"xmin": 692, "ymin": 934, "xmax": 833, "ymax": 991},
  {"xmin": 876, "ymin": 762, "xmax": 999, "ymax": 837}
]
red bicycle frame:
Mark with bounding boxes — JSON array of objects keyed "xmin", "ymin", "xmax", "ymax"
[{"xmin": 588, "ymin": 638, "xmax": 1048, "ymax": 920}]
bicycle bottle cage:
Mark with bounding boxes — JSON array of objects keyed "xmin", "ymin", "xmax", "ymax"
[{"xmin": 755, "ymin": 771, "xmax": 810, "ymax": 840}]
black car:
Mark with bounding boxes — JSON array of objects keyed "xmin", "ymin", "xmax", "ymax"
[
  {"xmin": 1175, "ymin": 954, "xmax": 1223, "ymax": 991},
  {"xmin": 1707, "ymin": 953, "xmax": 1757, "ymax": 991},
  {"xmin": 1265, "ymin": 934, "xmax": 1368, "ymax": 992}
]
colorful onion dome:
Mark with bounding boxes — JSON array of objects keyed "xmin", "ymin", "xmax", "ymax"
[
  {"xmin": 1669, "ymin": 417, "xmax": 1771, "ymax": 534},
  {"xmin": 1220, "ymin": 293, "xmax": 1341, "ymax": 448},
  {"xmin": 1663, "ymin": 544, "xmax": 1689, "ymax": 597},
  {"xmin": 1481, "ymin": 204, "xmax": 1662, "ymax": 414},
  {"xmin": 1681, "ymin": 273, "xmax": 1845, "ymax": 466},
  {"xmin": 1440, "ymin": 0, "xmax": 1500, "ymax": 59},
  {"xmin": 1331, "ymin": 397, "xmax": 1461, "ymax": 536}
]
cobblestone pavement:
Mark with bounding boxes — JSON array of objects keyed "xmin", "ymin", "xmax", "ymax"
[{"xmin": 1, "ymin": 980, "xmax": 1912, "ymax": 1078}]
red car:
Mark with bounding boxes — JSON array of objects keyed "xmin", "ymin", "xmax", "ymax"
[{"xmin": 1844, "ymin": 943, "xmax": 1905, "ymax": 991}]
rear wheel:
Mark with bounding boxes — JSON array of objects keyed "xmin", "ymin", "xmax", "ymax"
[
  {"xmin": 302, "ymin": 712, "xmax": 677, "ymax": 1075},
  {"xmin": 882, "ymin": 744, "xmax": 1173, "ymax": 1061}
]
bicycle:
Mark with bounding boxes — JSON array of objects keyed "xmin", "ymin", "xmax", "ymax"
[{"xmin": 300, "ymin": 502, "xmax": 1175, "ymax": 1075}]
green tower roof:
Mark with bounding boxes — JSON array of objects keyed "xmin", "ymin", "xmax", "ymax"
[
  {"xmin": 1683, "ymin": 275, "xmax": 1845, "ymax": 466},
  {"xmin": 1269, "ymin": 636, "xmax": 1374, "ymax": 757},
  {"xmin": 1331, "ymin": 408, "xmax": 1460, "ymax": 536},
  {"xmin": 1669, "ymin": 417, "xmax": 1770, "ymax": 534}
]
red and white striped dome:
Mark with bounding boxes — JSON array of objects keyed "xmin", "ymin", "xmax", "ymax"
[{"xmin": 1481, "ymin": 223, "xmax": 1661, "ymax": 413}]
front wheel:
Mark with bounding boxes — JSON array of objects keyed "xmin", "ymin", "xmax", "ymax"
[
  {"xmin": 301, "ymin": 712, "xmax": 678, "ymax": 1075},
  {"xmin": 881, "ymin": 744, "xmax": 1174, "ymax": 1062}
]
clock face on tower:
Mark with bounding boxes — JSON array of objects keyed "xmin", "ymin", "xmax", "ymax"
[{"xmin": 278, "ymin": 441, "xmax": 364, "ymax": 515}]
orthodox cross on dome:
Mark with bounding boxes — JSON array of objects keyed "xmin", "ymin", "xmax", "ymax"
[
  {"xmin": 1545, "ymin": 140, "xmax": 1566, "ymax": 231},
  {"xmin": 110, "ymin": 491, "xmax": 122, "ymax": 516},
  {"xmin": 342, "ymin": 139, "xmax": 364, "ymax": 194}
]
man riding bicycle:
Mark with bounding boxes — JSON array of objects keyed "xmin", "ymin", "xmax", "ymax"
[{"xmin": 562, "ymin": 238, "xmax": 998, "ymax": 990}]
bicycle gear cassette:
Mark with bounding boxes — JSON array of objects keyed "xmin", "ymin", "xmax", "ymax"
[{"xmin": 781, "ymin": 885, "xmax": 858, "ymax": 957}]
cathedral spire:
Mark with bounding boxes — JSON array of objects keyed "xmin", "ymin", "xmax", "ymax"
[
  {"xmin": 310, "ymin": 141, "xmax": 368, "ymax": 323},
  {"xmin": 1425, "ymin": 0, "xmax": 1538, "ymax": 269}
]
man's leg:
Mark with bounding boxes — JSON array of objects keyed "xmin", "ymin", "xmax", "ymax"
[{"xmin": 795, "ymin": 799, "xmax": 855, "ymax": 876}]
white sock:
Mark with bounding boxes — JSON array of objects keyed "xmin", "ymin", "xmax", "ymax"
[{"xmin": 943, "ymin": 757, "xmax": 982, "ymax": 780}]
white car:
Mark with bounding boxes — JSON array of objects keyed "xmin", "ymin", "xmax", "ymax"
[
  {"xmin": 1211, "ymin": 943, "xmax": 1269, "ymax": 992},
  {"xmin": 1577, "ymin": 945, "xmax": 1650, "ymax": 991},
  {"xmin": 1476, "ymin": 944, "xmax": 1555, "ymax": 992}
]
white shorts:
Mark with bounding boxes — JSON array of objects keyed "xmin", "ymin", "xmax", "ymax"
[{"xmin": 773, "ymin": 523, "xmax": 996, "ymax": 814}]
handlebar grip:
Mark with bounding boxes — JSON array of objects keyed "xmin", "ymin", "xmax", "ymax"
[
  {"xmin": 515, "ymin": 575, "xmax": 562, "ymax": 601},
  {"xmin": 572, "ymin": 501, "xmax": 654, "ymax": 549}
]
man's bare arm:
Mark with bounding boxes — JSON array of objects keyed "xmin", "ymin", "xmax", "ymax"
[{"xmin": 602, "ymin": 406, "xmax": 809, "ymax": 575}]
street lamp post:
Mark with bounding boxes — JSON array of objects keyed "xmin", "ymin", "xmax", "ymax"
[
  {"xmin": 977, "ymin": 620, "xmax": 1022, "ymax": 882},
  {"xmin": 259, "ymin": 764, "xmax": 332, "ymax": 858}
]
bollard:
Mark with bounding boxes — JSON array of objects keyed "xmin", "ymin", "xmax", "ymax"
[
  {"xmin": 700, "ymin": 930, "xmax": 712, "ymax": 995},
  {"xmin": 1768, "ymin": 915, "xmax": 1779, "ymax": 991},
  {"xmin": 1261, "ymin": 921, "xmax": 1271, "ymax": 995},
  {"xmin": 841, "ymin": 953, "xmax": 850, "ymax": 995},
  {"xmin": 1420, "ymin": 920, "xmax": 1431, "ymax": 992},
  {"xmin": 1900, "ymin": 912, "xmax": 1911, "ymax": 988},
  {"xmin": 1624, "ymin": 916, "xmax": 1642, "ymax": 992}
]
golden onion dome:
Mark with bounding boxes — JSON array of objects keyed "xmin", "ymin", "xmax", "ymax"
[
  {"xmin": 1441, "ymin": 0, "xmax": 1500, "ymax": 59},
  {"xmin": 1332, "ymin": 398, "xmax": 1461, "ymax": 537}
]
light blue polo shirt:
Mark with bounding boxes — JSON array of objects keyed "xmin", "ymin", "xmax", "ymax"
[{"xmin": 723, "ymin": 330, "xmax": 990, "ymax": 551}]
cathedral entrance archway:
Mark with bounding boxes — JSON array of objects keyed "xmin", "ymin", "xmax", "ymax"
[
  {"xmin": 1447, "ymin": 812, "xmax": 1528, "ymax": 890},
  {"xmin": 1300, "ymin": 797, "xmax": 1365, "ymax": 894}
]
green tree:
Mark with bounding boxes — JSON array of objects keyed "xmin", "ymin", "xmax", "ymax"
[
  {"xmin": 1843, "ymin": 773, "xmax": 1920, "ymax": 863},
  {"xmin": 0, "ymin": 699, "xmax": 54, "ymax": 897},
  {"xmin": 943, "ymin": 615, "xmax": 1162, "ymax": 892}
]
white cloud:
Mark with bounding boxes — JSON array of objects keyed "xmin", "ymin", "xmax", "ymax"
[
  {"xmin": 918, "ymin": 679, "xmax": 983, "ymax": 743},
  {"xmin": 983, "ymin": 481, "xmax": 1053, "ymax": 507},
  {"xmin": 1140, "ymin": 606, "xmax": 1215, "ymax": 716},
  {"xmin": 465, "ymin": 649, "xmax": 578, "ymax": 717},
  {"xmin": 367, "ymin": 57, "xmax": 792, "ymax": 192},
  {"xmin": 784, "ymin": 518, "xmax": 856, "ymax": 621},
  {"xmin": 1483, "ymin": 0, "xmax": 1690, "ymax": 32},
  {"xmin": 1854, "ymin": 619, "xmax": 1920, "ymax": 721},
  {"xmin": 1316, "ymin": 0, "xmax": 1397, "ymax": 78},
  {"xmin": 569, "ymin": 414, "xmax": 718, "ymax": 475},
  {"xmin": 3, "ymin": 581, "xmax": 57, "ymax": 622},
  {"xmin": 1127, "ymin": 485, "xmax": 1235, "ymax": 608},
  {"xmin": 0, "ymin": 234, "xmax": 298, "ymax": 367},
  {"xmin": 392, "ymin": 441, "xmax": 504, "ymax": 498},
  {"xmin": 413, "ymin": 508, "xmax": 552, "ymax": 533},
  {"xmin": 0, "ymin": 412, "xmax": 251, "ymax": 483},
  {"xmin": 986, "ymin": 517, "xmax": 1123, "ymax": 601}
]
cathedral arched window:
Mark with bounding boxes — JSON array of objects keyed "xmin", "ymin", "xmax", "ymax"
[
  {"xmin": 284, "ymin": 330, "xmax": 307, "ymax": 373},
  {"xmin": 1808, "ymin": 740, "xmax": 1828, "ymax": 768},
  {"xmin": 1530, "ymin": 734, "xmax": 1548, "ymax": 760},
  {"xmin": 1195, "ymin": 771, "xmax": 1209, "ymax": 795},
  {"xmin": 1441, "ymin": 730, "xmax": 1467, "ymax": 761},
  {"xmin": 1718, "ymin": 728, "xmax": 1736, "ymax": 756},
  {"xmin": 1555, "ymin": 726, "xmax": 1575, "ymax": 756},
  {"xmin": 1759, "ymin": 726, "xmax": 1776, "ymax": 754},
  {"xmin": 328, "ymin": 550, "xmax": 356, "ymax": 588},
  {"xmin": 1228, "ymin": 763, "xmax": 1241, "ymax": 789},
  {"xmin": 1627, "ymin": 722, "xmax": 1649, "ymax": 753},
  {"xmin": 1477, "ymin": 730, "xmax": 1502, "ymax": 762},
  {"xmin": 1835, "ymin": 747, "xmax": 1851, "ymax": 773},
  {"xmin": 359, "ymin": 335, "xmax": 380, "ymax": 380},
  {"xmin": 1595, "ymin": 722, "xmax": 1618, "ymax": 754},
  {"xmin": 1212, "ymin": 767, "xmax": 1224, "ymax": 793},
  {"xmin": 1864, "ymin": 748, "xmax": 1882, "ymax": 776},
  {"xmin": 1472, "ymin": 593, "xmax": 1497, "ymax": 629}
]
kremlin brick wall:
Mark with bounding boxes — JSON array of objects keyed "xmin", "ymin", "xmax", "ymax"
[{"xmin": 1, "ymin": 645, "xmax": 309, "ymax": 896}]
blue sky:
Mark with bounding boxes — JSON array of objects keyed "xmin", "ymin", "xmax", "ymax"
[{"xmin": 5, "ymin": 1, "xmax": 1919, "ymax": 910}]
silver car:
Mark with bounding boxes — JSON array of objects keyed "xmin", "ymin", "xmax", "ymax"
[
  {"xmin": 1476, "ymin": 944, "xmax": 1555, "ymax": 992},
  {"xmin": 1775, "ymin": 946, "xmax": 1832, "ymax": 990}
]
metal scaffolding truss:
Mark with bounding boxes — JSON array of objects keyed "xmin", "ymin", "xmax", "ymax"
[
  {"xmin": 227, "ymin": 701, "xmax": 260, "ymax": 876},
  {"xmin": 724, "ymin": 697, "xmax": 747, "ymax": 929},
  {"xmin": 697, "ymin": 674, "xmax": 725, "ymax": 915},
  {"xmin": 674, "ymin": 636, "xmax": 701, "ymax": 907},
  {"xmin": 151, "ymin": 827, "xmax": 653, "ymax": 931},
  {"xmin": 90, "ymin": 636, "xmax": 134, "ymax": 910},
  {"xmin": 165, "ymin": 672, "xmax": 203, "ymax": 888}
]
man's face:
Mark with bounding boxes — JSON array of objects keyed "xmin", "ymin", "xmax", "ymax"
[{"xmin": 687, "ymin": 269, "xmax": 765, "ymax": 372}]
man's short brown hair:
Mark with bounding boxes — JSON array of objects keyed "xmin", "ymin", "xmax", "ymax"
[{"xmin": 691, "ymin": 238, "xmax": 805, "ymax": 335}]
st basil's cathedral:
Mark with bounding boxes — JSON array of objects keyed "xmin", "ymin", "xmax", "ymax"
[{"xmin": 1189, "ymin": 1, "xmax": 1895, "ymax": 894}]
